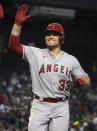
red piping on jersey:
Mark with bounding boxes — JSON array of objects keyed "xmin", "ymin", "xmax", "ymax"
[{"xmin": 8, "ymin": 35, "xmax": 23, "ymax": 56}]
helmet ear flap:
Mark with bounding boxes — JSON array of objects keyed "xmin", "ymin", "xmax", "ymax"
[{"xmin": 59, "ymin": 35, "xmax": 65, "ymax": 44}]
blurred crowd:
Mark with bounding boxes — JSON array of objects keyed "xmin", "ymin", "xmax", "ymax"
[
  {"xmin": 69, "ymin": 86, "xmax": 97, "ymax": 131},
  {"xmin": 0, "ymin": 72, "xmax": 32, "ymax": 131},
  {"xmin": 69, "ymin": 61, "xmax": 97, "ymax": 131},
  {"xmin": 0, "ymin": 62, "xmax": 97, "ymax": 131}
]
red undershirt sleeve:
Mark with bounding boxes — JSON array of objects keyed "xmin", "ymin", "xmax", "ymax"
[{"xmin": 8, "ymin": 35, "xmax": 23, "ymax": 57}]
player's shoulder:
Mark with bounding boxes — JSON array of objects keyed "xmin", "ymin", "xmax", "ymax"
[
  {"xmin": 23, "ymin": 45, "xmax": 40, "ymax": 51},
  {"xmin": 30, "ymin": 47, "xmax": 46, "ymax": 52},
  {"xmin": 23, "ymin": 45, "xmax": 46, "ymax": 54},
  {"xmin": 64, "ymin": 52, "xmax": 76, "ymax": 59},
  {"xmin": 64, "ymin": 52, "xmax": 78, "ymax": 62}
]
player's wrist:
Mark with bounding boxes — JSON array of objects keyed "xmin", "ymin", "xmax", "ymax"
[
  {"xmin": 11, "ymin": 24, "xmax": 22, "ymax": 36},
  {"xmin": 74, "ymin": 78, "xmax": 86, "ymax": 87},
  {"xmin": 13, "ymin": 23, "xmax": 22, "ymax": 29},
  {"xmin": 15, "ymin": 17, "xmax": 23, "ymax": 26},
  {"xmin": 15, "ymin": 21, "xmax": 22, "ymax": 26}
]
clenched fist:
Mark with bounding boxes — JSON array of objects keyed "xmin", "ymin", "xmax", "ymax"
[{"xmin": 15, "ymin": 4, "xmax": 31, "ymax": 26}]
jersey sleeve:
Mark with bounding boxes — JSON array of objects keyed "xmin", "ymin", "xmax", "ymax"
[
  {"xmin": 9, "ymin": 35, "xmax": 37, "ymax": 64},
  {"xmin": 8, "ymin": 35, "xmax": 23, "ymax": 56},
  {"xmin": 22, "ymin": 45, "xmax": 36, "ymax": 63},
  {"xmin": 72, "ymin": 57, "xmax": 87, "ymax": 80}
]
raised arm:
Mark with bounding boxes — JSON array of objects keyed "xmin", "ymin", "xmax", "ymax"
[{"xmin": 8, "ymin": 5, "xmax": 31, "ymax": 56}]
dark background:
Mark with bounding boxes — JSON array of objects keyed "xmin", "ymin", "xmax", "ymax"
[{"xmin": 0, "ymin": 0, "xmax": 97, "ymax": 79}]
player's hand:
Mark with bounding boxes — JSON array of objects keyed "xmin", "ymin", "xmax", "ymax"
[
  {"xmin": 0, "ymin": 4, "xmax": 4, "ymax": 20},
  {"xmin": 15, "ymin": 4, "xmax": 31, "ymax": 26},
  {"xmin": 73, "ymin": 78, "xmax": 86, "ymax": 87}
]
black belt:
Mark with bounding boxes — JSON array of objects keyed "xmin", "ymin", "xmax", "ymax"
[{"xmin": 34, "ymin": 95, "xmax": 68, "ymax": 103}]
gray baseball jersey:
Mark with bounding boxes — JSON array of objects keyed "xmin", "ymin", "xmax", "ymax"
[{"xmin": 23, "ymin": 46, "xmax": 87, "ymax": 98}]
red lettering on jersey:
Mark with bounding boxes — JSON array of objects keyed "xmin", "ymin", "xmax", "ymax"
[
  {"xmin": 58, "ymin": 79, "xmax": 65, "ymax": 91},
  {"xmin": 54, "ymin": 64, "xmax": 58, "ymax": 72},
  {"xmin": 39, "ymin": 64, "xmax": 45, "ymax": 74},
  {"xmin": 61, "ymin": 66, "xmax": 64, "ymax": 73},
  {"xmin": 47, "ymin": 64, "xmax": 51, "ymax": 72},
  {"xmin": 66, "ymin": 80, "xmax": 71, "ymax": 91},
  {"xmin": 66, "ymin": 68, "xmax": 68, "ymax": 76},
  {"xmin": 68, "ymin": 70, "xmax": 72, "ymax": 78}
]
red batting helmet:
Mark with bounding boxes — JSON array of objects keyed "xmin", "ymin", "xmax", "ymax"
[{"xmin": 45, "ymin": 23, "xmax": 65, "ymax": 44}]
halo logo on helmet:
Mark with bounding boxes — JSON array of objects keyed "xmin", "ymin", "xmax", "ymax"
[{"xmin": 45, "ymin": 23, "xmax": 65, "ymax": 44}]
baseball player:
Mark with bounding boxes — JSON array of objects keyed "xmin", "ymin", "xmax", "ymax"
[{"xmin": 8, "ymin": 5, "xmax": 90, "ymax": 131}]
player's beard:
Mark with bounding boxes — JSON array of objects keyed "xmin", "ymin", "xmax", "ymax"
[{"xmin": 47, "ymin": 44, "xmax": 60, "ymax": 51}]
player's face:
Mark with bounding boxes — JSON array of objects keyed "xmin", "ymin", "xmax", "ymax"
[{"xmin": 45, "ymin": 31, "xmax": 61, "ymax": 49}]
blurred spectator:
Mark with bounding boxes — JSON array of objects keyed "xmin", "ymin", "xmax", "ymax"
[
  {"xmin": 0, "ymin": 93, "xmax": 8, "ymax": 104},
  {"xmin": 92, "ymin": 113, "xmax": 97, "ymax": 131},
  {"xmin": 8, "ymin": 124, "xmax": 15, "ymax": 131},
  {"xmin": 0, "ymin": 121, "xmax": 5, "ymax": 131}
]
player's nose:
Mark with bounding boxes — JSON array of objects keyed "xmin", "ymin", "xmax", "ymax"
[{"xmin": 49, "ymin": 34, "xmax": 54, "ymax": 37}]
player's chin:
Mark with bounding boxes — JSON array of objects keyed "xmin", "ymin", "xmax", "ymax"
[
  {"xmin": 46, "ymin": 42, "xmax": 54, "ymax": 47},
  {"xmin": 46, "ymin": 44, "xmax": 60, "ymax": 50},
  {"xmin": 46, "ymin": 41, "xmax": 58, "ymax": 46}
]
